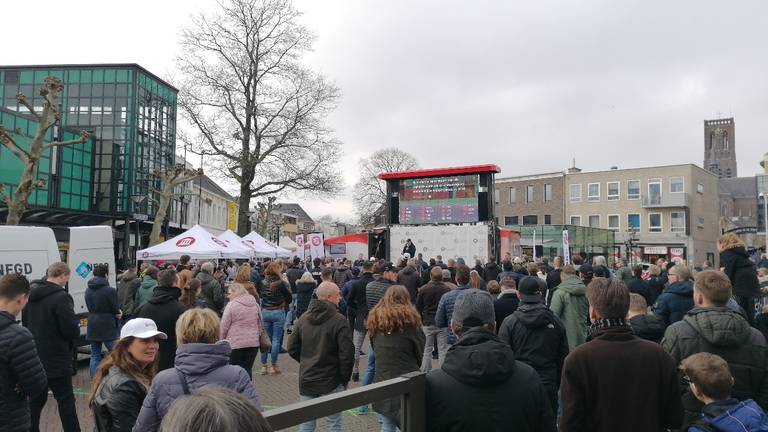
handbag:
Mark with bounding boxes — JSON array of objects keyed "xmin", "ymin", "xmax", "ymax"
[{"xmin": 259, "ymin": 326, "xmax": 272, "ymax": 353}]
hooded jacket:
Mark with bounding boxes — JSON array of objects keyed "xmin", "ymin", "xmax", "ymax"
[
  {"xmin": 629, "ymin": 314, "xmax": 666, "ymax": 343},
  {"xmin": 22, "ymin": 279, "xmax": 80, "ymax": 378},
  {"xmin": 425, "ymin": 328, "xmax": 556, "ymax": 432},
  {"xmin": 647, "ymin": 275, "xmax": 665, "ymax": 305},
  {"xmin": 435, "ymin": 284, "xmax": 472, "ymax": 344},
  {"xmin": 550, "ymin": 277, "xmax": 589, "ymax": 349},
  {"xmin": 295, "ymin": 280, "xmax": 317, "ymax": 320},
  {"xmin": 135, "ymin": 275, "xmax": 157, "ymax": 309},
  {"xmin": 661, "ymin": 307, "xmax": 768, "ymax": 428},
  {"xmin": 346, "ymin": 272, "xmax": 375, "ymax": 331},
  {"xmin": 220, "ymin": 294, "xmax": 263, "ymax": 349},
  {"xmin": 627, "ymin": 277, "xmax": 653, "ymax": 307},
  {"xmin": 493, "ymin": 291, "xmax": 520, "ymax": 330},
  {"xmin": 484, "ymin": 262, "xmax": 501, "ymax": 282},
  {"xmin": 498, "ymin": 301, "xmax": 568, "ymax": 411},
  {"xmin": 92, "ymin": 366, "xmax": 147, "ymax": 432},
  {"xmin": 136, "ymin": 286, "xmax": 186, "ymax": 371},
  {"xmin": 0, "ymin": 311, "xmax": 47, "ymax": 432},
  {"xmin": 133, "ymin": 341, "xmax": 261, "ymax": 432},
  {"xmin": 195, "ymin": 271, "xmax": 224, "ymax": 314},
  {"xmin": 397, "ymin": 266, "xmax": 421, "ymax": 303},
  {"xmin": 287, "ymin": 299, "xmax": 354, "ymax": 396},
  {"xmin": 689, "ymin": 399, "xmax": 768, "ymax": 432},
  {"xmin": 721, "ymin": 246, "xmax": 761, "ymax": 298},
  {"xmin": 653, "ymin": 280, "xmax": 694, "ymax": 326},
  {"xmin": 85, "ymin": 276, "xmax": 120, "ymax": 342},
  {"xmin": 117, "ymin": 271, "xmax": 140, "ymax": 316}
]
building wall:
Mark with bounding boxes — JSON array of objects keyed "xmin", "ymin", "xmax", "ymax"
[
  {"xmin": 565, "ymin": 164, "xmax": 719, "ymax": 266},
  {"xmin": 494, "ymin": 173, "xmax": 565, "ymax": 226},
  {"xmin": 703, "ymin": 118, "xmax": 737, "ymax": 178}
]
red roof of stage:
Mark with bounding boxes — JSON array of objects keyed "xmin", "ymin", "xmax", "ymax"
[{"xmin": 378, "ymin": 164, "xmax": 501, "ymax": 180}]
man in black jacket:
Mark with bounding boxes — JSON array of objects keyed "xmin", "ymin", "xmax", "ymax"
[
  {"xmin": 498, "ymin": 276, "xmax": 568, "ymax": 413},
  {"xmin": 0, "ymin": 274, "xmax": 47, "ymax": 432},
  {"xmin": 493, "ymin": 277, "xmax": 520, "ymax": 330},
  {"xmin": 426, "ymin": 289, "xmax": 556, "ymax": 432},
  {"xmin": 627, "ymin": 293, "xmax": 665, "ymax": 343},
  {"xmin": 136, "ymin": 269, "xmax": 186, "ymax": 371},
  {"xmin": 416, "ymin": 267, "xmax": 451, "ymax": 372},
  {"xmin": 288, "ymin": 282, "xmax": 354, "ymax": 432},
  {"xmin": 23, "ymin": 262, "xmax": 81, "ymax": 432},
  {"xmin": 345, "ymin": 261, "xmax": 375, "ymax": 382}
]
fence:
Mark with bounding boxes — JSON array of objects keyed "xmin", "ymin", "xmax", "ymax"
[{"xmin": 263, "ymin": 371, "xmax": 426, "ymax": 431}]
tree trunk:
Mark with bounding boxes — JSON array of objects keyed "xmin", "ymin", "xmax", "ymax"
[
  {"xmin": 5, "ymin": 161, "xmax": 37, "ymax": 225},
  {"xmin": 236, "ymin": 189, "xmax": 251, "ymax": 236},
  {"xmin": 149, "ymin": 185, "xmax": 174, "ymax": 246}
]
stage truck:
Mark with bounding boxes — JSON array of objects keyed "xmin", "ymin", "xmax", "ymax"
[{"xmin": 324, "ymin": 164, "xmax": 522, "ymax": 263}]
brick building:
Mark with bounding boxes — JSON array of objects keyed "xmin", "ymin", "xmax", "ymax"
[{"xmin": 494, "ymin": 172, "xmax": 565, "ymax": 226}]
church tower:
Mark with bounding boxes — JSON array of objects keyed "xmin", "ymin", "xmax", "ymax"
[{"xmin": 703, "ymin": 117, "xmax": 737, "ymax": 178}]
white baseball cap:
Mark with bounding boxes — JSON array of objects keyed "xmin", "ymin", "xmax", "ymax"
[{"xmin": 120, "ymin": 318, "xmax": 168, "ymax": 340}]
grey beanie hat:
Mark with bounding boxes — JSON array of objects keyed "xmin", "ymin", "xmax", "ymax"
[{"xmin": 452, "ymin": 289, "xmax": 495, "ymax": 328}]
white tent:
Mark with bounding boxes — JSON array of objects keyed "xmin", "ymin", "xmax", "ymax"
[
  {"xmin": 279, "ymin": 236, "xmax": 298, "ymax": 254},
  {"xmin": 217, "ymin": 230, "xmax": 259, "ymax": 259},
  {"xmin": 137, "ymin": 225, "xmax": 240, "ymax": 261},
  {"xmin": 242, "ymin": 231, "xmax": 292, "ymax": 258}
]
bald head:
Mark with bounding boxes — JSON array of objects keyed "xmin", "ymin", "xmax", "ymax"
[{"xmin": 316, "ymin": 282, "xmax": 341, "ymax": 305}]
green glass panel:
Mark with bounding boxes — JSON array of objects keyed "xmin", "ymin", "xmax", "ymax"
[
  {"xmin": 61, "ymin": 194, "xmax": 70, "ymax": 208},
  {"xmin": 73, "ymin": 196, "xmax": 83, "ymax": 209},
  {"xmin": 115, "ymin": 69, "xmax": 128, "ymax": 83},
  {"xmin": 36, "ymin": 190, "xmax": 48, "ymax": 205},
  {"xmin": 62, "ymin": 164, "xmax": 72, "ymax": 178},
  {"xmin": 62, "ymin": 148, "xmax": 73, "ymax": 162},
  {"xmin": 104, "ymin": 69, "xmax": 116, "ymax": 82},
  {"xmin": 20, "ymin": 71, "xmax": 33, "ymax": 84},
  {"xmin": 50, "ymin": 70, "xmax": 64, "ymax": 80},
  {"xmin": 92, "ymin": 69, "xmax": 104, "ymax": 83},
  {"xmin": 1, "ymin": 114, "xmax": 14, "ymax": 129},
  {"xmin": 83, "ymin": 167, "xmax": 91, "ymax": 179},
  {"xmin": 34, "ymin": 70, "xmax": 49, "ymax": 83},
  {"xmin": 81, "ymin": 70, "xmax": 92, "ymax": 82},
  {"xmin": 68, "ymin": 70, "xmax": 80, "ymax": 84},
  {"xmin": 62, "ymin": 178, "xmax": 72, "ymax": 192},
  {"xmin": 72, "ymin": 165, "xmax": 82, "ymax": 178}
]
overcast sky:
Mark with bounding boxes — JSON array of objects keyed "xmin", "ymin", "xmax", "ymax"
[{"xmin": 4, "ymin": 0, "xmax": 768, "ymax": 221}]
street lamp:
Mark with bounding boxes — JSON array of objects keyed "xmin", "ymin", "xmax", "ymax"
[
  {"xmin": 130, "ymin": 194, "xmax": 147, "ymax": 263},
  {"xmin": 625, "ymin": 224, "xmax": 638, "ymax": 266}
]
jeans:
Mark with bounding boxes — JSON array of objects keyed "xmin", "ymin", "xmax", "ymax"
[
  {"xmin": 285, "ymin": 293, "xmax": 298, "ymax": 330},
  {"xmin": 230, "ymin": 347, "xmax": 259, "ymax": 379},
  {"xmin": 261, "ymin": 308, "xmax": 286, "ymax": 365},
  {"xmin": 364, "ymin": 346, "xmax": 376, "ymax": 386},
  {"xmin": 380, "ymin": 414, "xmax": 400, "ymax": 432},
  {"xmin": 89, "ymin": 340, "xmax": 114, "ymax": 378},
  {"xmin": 353, "ymin": 329, "xmax": 367, "ymax": 374},
  {"xmin": 420, "ymin": 325, "xmax": 448, "ymax": 372},
  {"xmin": 298, "ymin": 385, "xmax": 344, "ymax": 432},
  {"xmin": 29, "ymin": 375, "xmax": 81, "ymax": 432}
]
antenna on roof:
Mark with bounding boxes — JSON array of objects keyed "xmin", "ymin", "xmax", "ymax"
[{"xmin": 572, "ymin": 158, "xmax": 576, "ymax": 168}]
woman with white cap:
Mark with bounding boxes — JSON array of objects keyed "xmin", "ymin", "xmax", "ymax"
[{"xmin": 89, "ymin": 317, "xmax": 166, "ymax": 431}]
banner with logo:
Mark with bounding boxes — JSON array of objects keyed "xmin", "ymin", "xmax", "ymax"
[
  {"xmin": 295, "ymin": 234, "xmax": 305, "ymax": 261},
  {"xmin": 562, "ymin": 229, "xmax": 571, "ymax": 265},
  {"xmin": 307, "ymin": 233, "xmax": 325, "ymax": 261},
  {"xmin": 226, "ymin": 202, "xmax": 238, "ymax": 231}
]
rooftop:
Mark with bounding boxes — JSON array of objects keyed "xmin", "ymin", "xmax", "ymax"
[
  {"xmin": 0, "ymin": 63, "xmax": 178, "ymax": 92},
  {"xmin": 200, "ymin": 175, "xmax": 236, "ymax": 201},
  {"xmin": 379, "ymin": 164, "xmax": 501, "ymax": 180},
  {"xmin": 564, "ymin": 163, "xmax": 717, "ymax": 178},
  {"xmin": 719, "ymin": 176, "xmax": 756, "ymax": 198},
  {"xmin": 273, "ymin": 203, "xmax": 314, "ymax": 223}
]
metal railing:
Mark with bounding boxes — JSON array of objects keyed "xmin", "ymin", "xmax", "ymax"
[
  {"xmin": 263, "ymin": 371, "xmax": 426, "ymax": 431},
  {"xmin": 641, "ymin": 192, "xmax": 689, "ymax": 208}
]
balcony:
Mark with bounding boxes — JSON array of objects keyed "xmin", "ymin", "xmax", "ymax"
[{"xmin": 641, "ymin": 193, "xmax": 689, "ymax": 208}]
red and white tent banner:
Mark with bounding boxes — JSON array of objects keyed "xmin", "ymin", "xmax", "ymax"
[
  {"xmin": 295, "ymin": 234, "xmax": 305, "ymax": 261},
  {"xmin": 307, "ymin": 233, "xmax": 325, "ymax": 261},
  {"xmin": 324, "ymin": 233, "xmax": 368, "ymax": 261}
]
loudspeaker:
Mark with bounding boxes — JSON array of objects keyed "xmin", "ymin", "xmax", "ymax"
[
  {"xmin": 478, "ymin": 192, "xmax": 488, "ymax": 221},
  {"xmin": 389, "ymin": 196, "xmax": 399, "ymax": 224}
]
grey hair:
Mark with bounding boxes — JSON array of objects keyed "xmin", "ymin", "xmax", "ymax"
[
  {"xmin": 201, "ymin": 261, "xmax": 215, "ymax": 273},
  {"xmin": 592, "ymin": 256, "xmax": 607, "ymax": 267},
  {"xmin": 159, "ymin": 387, "xmax": 272, "ymax": 432},
  {"xmin": 297, "ymin": 271, "xmax": 317, "ymax": 285},
  {"xmin": 442, "ymin": 269, "xmax": 452, "ymax": 282}
]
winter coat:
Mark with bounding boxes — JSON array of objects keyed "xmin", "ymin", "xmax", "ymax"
[
  {"xmin": 550, "ymin": 277, "xmax": 589, "ymax": 350},
  {"xmin": 136, "ymin": 286, "xmax": 187, "ymax": 371},
  {"xmin": 688, "ymin": 399, "xmax": 768, "ymax": 432},
  {"xmin": 195, "ymin": 271, "xmax": 224, "ymax": 314},
  {"xmin": 616, "ymin": 266, "xmax": 633, "ymax": 284},
  {"xmin": 133, "ymin": 341, "xmax": 262, "ymax": 432},
  {"xmin": 629, "ymin": 314, "xmax": 666, "ymax": 343},
  {"xmin": 346, "ymin": 272, "xmax": 374, "ymax": 331},
  {"xmin": 260, "ymin": 276, "xmax": 291, "ymax": 309},
  {"xmin": 661, "ymin": 307, "xmax": 768, "ymax": 429},
  {"xmin": 497, "ymin": 270, "xmax": 517, "ymax": 282},
  {"xmin": 295, "ymin": 281, "xmax": 317, "ymax": 320},
  {"xmin": 653, "ymin": 280, "xmax": 694, "ymax": 326},
  {"xmin": 117, "ymin": 272, "xmax": 140, "ymax": 316},
  {"xmin": 425, "ymin": 328, "xmax": 556, "ymax": 432},
  {"xmin": 286, "ymin": 267, "xmax": 304, "ymax": 292},
  {"xmin": 85, "ymin": 276, "xmax": 120, "ymax": 342},
  {"xmin": 397, "ymin": 266, "xmax": 421, "ymax": 303},
  {"xmin": 721, "ymin": 246, "xmax": 761, "ymax": 298},
  {"xmin": 371, "ymin": 326, "xmax": 425, "ymax": 422},
  {"xmin": 415, "ymin": 281, "xmax": 451, "ymax": 326},
  {"xmin": 647, "ymin": 275, "xmax": 666, "ymax": 305},
  {"xmin": 627, "ymin": 277, "xmax": 653, "ymax": 307},
  {"xmin": 332, "ymin": 266, "xmax": 353, "ymax": 289},
  {"xmin": 560, "ymin": 325, "xmax": 683, "ymax": 432},
  {"xmin": 0, "ymin": 311, "xmax": 47, "ymax": 432},
  {"xmin": 135, "ymin": 275, "xmax": 157, "ymax": 309},
  {"xmin": 287, "ymin": 299, "xmax": 354, "ymax": 396},
  {"xmin": 22, "ymin": 279, "xmax": 80, "ymax": 378},
  {"xmin": 403, "ymin": 242, "xmax": 416, "ymax": 257},
  {"xmin": 484, "ymin": 262, "xmax": 501, "ymax": 282},
  {"xmin": 366, "ymin": 277, "xmax": 394, "ymax": 311},
  {"xmin": 497, "ymin": 301, "xmax": 568, "ymax": 411},
  {"xmin": 493, "ymin": 291, "xmax": 520, "ymax": 330},
  {"xmin": 92, "ymin": 366, "xmax": 147, "ymax": 432},
  {"xmin": 220, "ymin": 294, "xmax": 263, "ymax": 349},
  {"xmin": 435, "ymin": 284, "xmax": 473, "ymax": 344}
]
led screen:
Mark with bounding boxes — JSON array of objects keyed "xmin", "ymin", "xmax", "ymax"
[{"xmin": 398, "ymin": 175, "xmax": 479, "ymax": 224}]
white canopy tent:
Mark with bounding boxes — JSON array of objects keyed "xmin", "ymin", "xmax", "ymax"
[
  {"xmin": 242, "ymin": 231, "xmax": 292, "ymax": 258},
  {"xmin": 217, "ymin": 230, "xmax": 261, "ymax": 258},
  {"xmin": 137, "ymin": 225, "xmax": 241, "ymax": 261},
  {"xmin": 279, "ymin": 236, "xmax": 298, "ymax": 254}
]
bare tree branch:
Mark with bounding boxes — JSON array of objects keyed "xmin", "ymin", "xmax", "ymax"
[
  {"xmin": 0, "ymin": 127, "xmax": 30, "ymax": 162},
  {"xmin": 43, "ymin": 132, "xmax": 90, "ymax": 149},
  {"xmin": 353, "ymin": 148, "xmax": 419, "ymax": 225},
  {"xmin": 0, "ymin": 184, "xmax": 11, "ymax": 207},
  {"xmin": 16, "ymin": 94, "xmax": 41, "ymax": 121}
]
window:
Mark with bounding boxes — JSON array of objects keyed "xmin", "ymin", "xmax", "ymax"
[
  {"xmin": 723, "ymin": 132, "xmax": 729, "ymax": 149},
  {"xmin": 509, "ymin": 187, "xmax": 516, "ymax": 204},
  {"xmin": 607, "ymin": 181, "xmax": 619, "ymax": 200},
  {"xmin": 544, "ymin": 184, "xmax": 553, "ymax": 202},
  {"xmin": 648, "ymin": 179, "xmax": 662, "ymax": 205},
  {"xmin": 627, "ymin": 213, "xmax": 640, "ymax": 231},
  {"xmin": 671, "ymin": 211, "xmax": 685, "ymax": 233},
  {"xmin": 504, "ymin": 216, "xmax": 519, "ymax": 225},
  {"xmin": 544, "ymin": 214, "xmax": 552, "ymax": 224},
  {"xmin": 670, "ymin": 176, "xmax": 684, "ymax": 193},
  {"xmin": 627, "ymin": 180, "xmax": 640, "ymax": 200},
  {"xmin": 588, "ymin": 183, "xmax": 600, "ymax": 201},
  {"xmin": 522, "ymin": 215, "xmax": 538, "ymax": 225},
  {"xmin": 570, "ymin": 215, "xmax": 582, "ymax": 226},
  {"xmin": 526, "ymin": 185, "xmax": 534, "ymax": 203},
  {"xmin": 649, "ymin": 213, "xmax": 662, "ymax": 233},
  {"xmin": 697, "ymin": 183, "xmax": 704, "ymax": 194},
  {"xmin": 607, "ymin": 214, "xmax": 620, "ymax": 230},
  {"xmin": 494, "ymin": 188, "xmax": 500, "ymax": 204},
  {"xmin": 588, "ymin": 215, "xmax": 600, "ymax": 228},
  {"xmin": 570, "ymin": 184, "xmax": 581, "ymax": 202}
]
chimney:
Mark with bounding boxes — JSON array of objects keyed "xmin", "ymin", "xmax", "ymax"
[{"xmin": 567, "ymin": 158, "xmax": 582, "ymax": 174}]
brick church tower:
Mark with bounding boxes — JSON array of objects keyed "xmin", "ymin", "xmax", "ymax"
[{"xmin": 703, "ymin": 117, "xmax": 737, "ymax": 178}]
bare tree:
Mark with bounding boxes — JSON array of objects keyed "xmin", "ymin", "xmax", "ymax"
[
  {"xmin": 0, "ymin": 77, "xmax": 90, "ymax": 225},
  {"xmin": 353, "ymin": 148, "xmax": 419, "ymax": 225},
  {"xmin": 176, "ymin": 0, "xmax": 342, "ymax": 236},
  {"xmin": 253, "ymin": 195, "xmax": 277, "ymax": 236},
  {"xmin": 147, "ymin": 164, "xmax": 203, "ymax": 246}
]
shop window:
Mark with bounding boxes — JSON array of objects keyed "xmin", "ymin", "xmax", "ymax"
[
  {"xmin": 649, "ymin": 213, "xmax": 662, "ymax": 233},
  {"xmin": 570, "ymin": 184, "xmax": 581, "ymax": 202},
  {"xmin": 671, "ymin": 212, "xmax": 685, "ymax": 233},
  {"xmin": 627, "ymin": 180, "xmax": 640, "ymax": 200},
  {"xmin": 607, "ymin": 181, "xmax": 620, "ymax": 200}
]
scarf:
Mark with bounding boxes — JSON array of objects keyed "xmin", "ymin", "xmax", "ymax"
[{"xmin": 587, "ymin": 317, "xmax": 632, "ymax": 339}]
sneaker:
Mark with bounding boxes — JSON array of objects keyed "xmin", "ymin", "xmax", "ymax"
[
  {"xmin": 279, "ymin": 347, "xmax": 288, "ymax": 354},
  {"xmin": 352, "ymin": 372, "xmax": 359, "ymax": 382},
  {"xmin": 271, "ymin": 364, "xmax": 282, "ymax": 375},
  {"xmin": 260, "ymin": 364, "xmax": 269, "ymax": 375}
]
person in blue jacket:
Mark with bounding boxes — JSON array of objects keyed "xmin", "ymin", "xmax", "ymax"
[{"xmin": 653, "ymin": 264, "xmax": 694, "ymax": 326}]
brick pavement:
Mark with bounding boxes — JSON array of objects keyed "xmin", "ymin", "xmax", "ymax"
[{"xmin": 39, "ymin": 340, "xmax": 399, "ymax": 431}]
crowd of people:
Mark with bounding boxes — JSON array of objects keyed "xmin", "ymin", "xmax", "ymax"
[{"xmin": 2, "ymin": 231, "xmax": 768, "ymax": 431}]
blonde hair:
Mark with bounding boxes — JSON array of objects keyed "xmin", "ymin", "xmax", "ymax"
[
  {"xmin": 47, "ymin": 262, "xmax": 70, "ymax": 278},
  {"xmin": 648, "ymin": 264, "xmax": 660, "ymax": 276},
  {"xmin": 718, "ymin": 233, "xmax": 745, "ymax": 252},
  {"xmin": 297, "ymin": 271, "xmax": 316, "ymax": 285},
  {"xmin": 469, "ymin": 270, "xmax": 482, "ymax": 289},
  {"xmin": 234, "ymin": 264, "xmax": 251, "ymax": 284},
  {"xmin": 178, "ymin": 270, "xmax": 192, "ymax": 289},
  {"xmin": 176, "ymin": 308, "xmax": 220, "ymax": 345},
  {"xmin": 228, "ymin": 282, "xmax": 247, "ymax": 299}
]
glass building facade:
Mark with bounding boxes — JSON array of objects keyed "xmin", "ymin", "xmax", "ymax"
[
  {"xmin": 507, "ymin": 224, "xmax": 616, "ymax": 261},
  {"xmin": 0, "ymin": 64, "xmax": 177, "ymax": 217}
]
